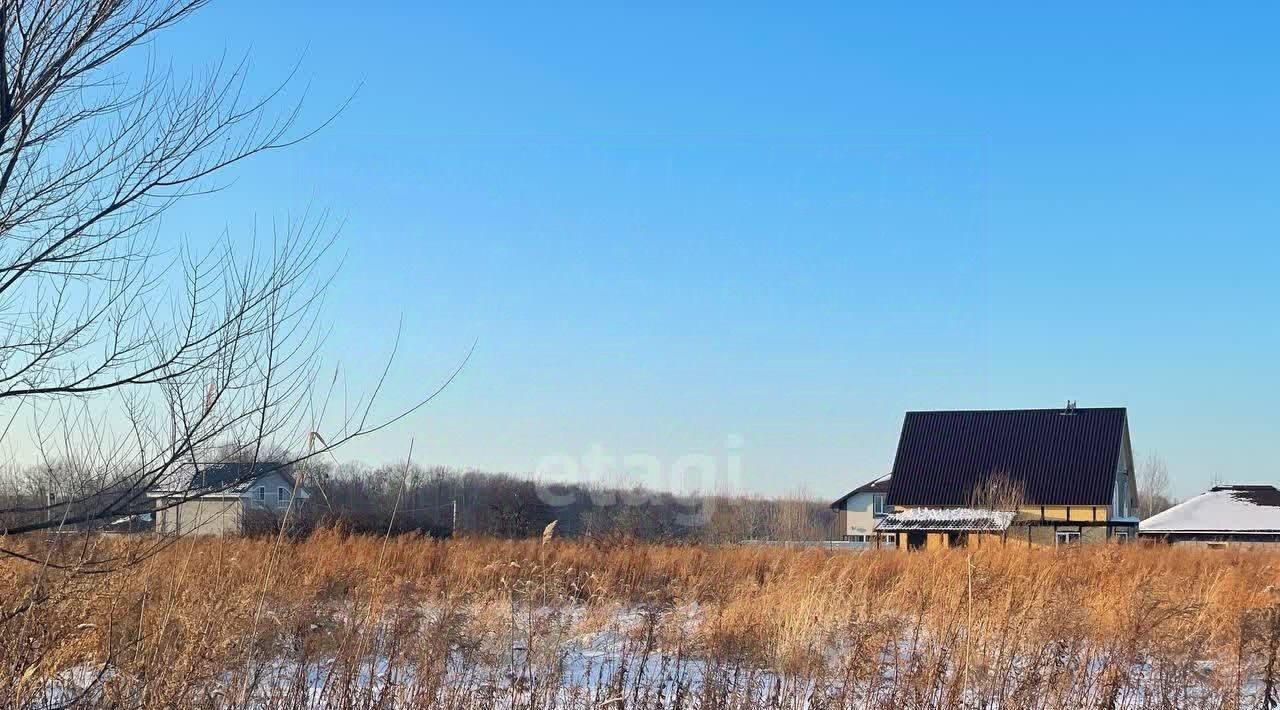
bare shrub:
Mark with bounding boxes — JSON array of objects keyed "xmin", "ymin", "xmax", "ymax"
[{"xmin": 967, "ymin": 469, "xmax": 1027, "ymax": 511}]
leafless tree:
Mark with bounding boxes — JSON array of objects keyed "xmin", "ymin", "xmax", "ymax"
[
  {"xmin": 968, "ymin": 469, "xmax": 1027, "ymax": 511},
  {"xmin": 1137, "ymin": 451, "xmax": 1175, "ymax": 519},
  {"xmin": 0, "ymin": 4, "xmax": 479, "ymax": 705},
  {"xmin": 0, "ymin": 0, "xmax": 471, "ymax": 561}
]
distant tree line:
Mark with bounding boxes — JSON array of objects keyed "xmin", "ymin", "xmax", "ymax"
[
  {"xmin": 0, "ymin": 457, "xmax": 836, "ymax": 543},
  {"xmin": 280, "ymin": 461, "xmax": 837, "ymax": 543},
  {"xmin": 3, "ymin": 451, "xmax": 1192, "ymax": 543}
]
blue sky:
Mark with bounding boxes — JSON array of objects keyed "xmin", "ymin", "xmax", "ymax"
[{"xmin": 150, "ymin": 2, "xmax": 1280, "ymax": 498}]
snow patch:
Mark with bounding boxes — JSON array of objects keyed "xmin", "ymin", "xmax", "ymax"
[{"xmin": 877, "ymin": 507, "xmax": 1016, "ymax": 531}]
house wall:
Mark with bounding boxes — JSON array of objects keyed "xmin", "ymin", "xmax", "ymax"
[
  {"xmin": 888, "ymin": 522, "xmax": 1126, "ymax": 550},
  {"xmin": 1017, "ymin": 523, "xmax": 1113, "ymax": 546},
  {"xmin": 1015, "ymin": 505, "xmax": 1111, "ymax": 522},
  {"xmin": 152, "ymin": 470, "xmax": 306, "ymax": 537},
  {"xmin": 156, "ymin": 497, "xmax": 242, "ymax": 536},
  {"xmin": 1141, "ymin": 533, "xmax": 1280, "ymax": 548},
  {"xmin": 1082, "ymin": 526, "xmax": 1107, "ymax": 544},
  {"xmin": 839, "ymin": 491, "xmax": 882, "ymax": 540},
  {"xmin": 1171, "ymin": 540, "xmax": 1280, "ymax": 549},
  {"xmin": 892, "ymin": 532, "xmax": 919, "ymax": 549},
  {"xmin": 240, "ymin": 471, "xmax": 304, "ymax": 510},
  {"xmin": 971, "ymin": 532, "xmax": 1005, "ymax": 547},
  {"xmin": 1116, "ymin": 421, "xmax": 1138, "ymax": 518},
  {"xmin": 893, "ymin": 503, "xmax": 1113, "ymax": 523},
  {"xmin": 1026, "ymin": 525, "xmax": 1055, "ymax": 546},
  {"xmin": 888, "ymin": 531, "xmax": 1004, "ymax": 549}
]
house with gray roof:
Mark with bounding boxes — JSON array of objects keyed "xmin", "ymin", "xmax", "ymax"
[{"xmin": 147, "ymin": 462, "xmax": 310, "ymax": 536}]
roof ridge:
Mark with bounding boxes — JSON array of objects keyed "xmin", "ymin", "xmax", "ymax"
[{"xmin": 905, "ymin": 407, "xmax": 1127, "ymax": 415}]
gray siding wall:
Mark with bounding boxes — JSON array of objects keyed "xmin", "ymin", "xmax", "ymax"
[
  {"xmin": 241, "ymin": 471, "xmax": 299, "ymax": 510},
  {"xmin": 841, "ymin": 492, "xmax": 881, "ymax": 538}
]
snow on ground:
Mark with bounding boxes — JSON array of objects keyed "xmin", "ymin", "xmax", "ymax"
[
  {"xmin": 40, "ymin": 600, "xmax": 1263, "ymax": 709},
  {"xmin": 37, "ymin": 663, "xmax": 112, "ymax": 707}
]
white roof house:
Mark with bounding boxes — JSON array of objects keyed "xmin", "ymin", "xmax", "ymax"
[{"xmin": 1140, "ymin": 485, "xmax": 1280, "ymax": 545}]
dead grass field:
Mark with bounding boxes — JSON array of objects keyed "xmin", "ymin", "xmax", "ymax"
[{"xmin": 5, "ymin": 533, "xmax": 1280, "ymax": 708}]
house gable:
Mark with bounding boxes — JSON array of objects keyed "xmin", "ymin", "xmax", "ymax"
[
  {"xmin": 831, "ymin": 475, "xmax": 891, "ymax": 538},
  {"xmin": 1111, "ymin": 419, "xmax": 1138, "ymax": 519},
  {"xmin": 241, "ymin": 470, "xmax": 308, "ymax": 505},
  {"xmin": 829, "ymin": 474, "xmax": 890, "ymax": 510}
]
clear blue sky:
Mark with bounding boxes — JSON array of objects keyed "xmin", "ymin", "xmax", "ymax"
[{"xmin": 151, "ymin": 2, "xmax": 1280, "ymax": 499}]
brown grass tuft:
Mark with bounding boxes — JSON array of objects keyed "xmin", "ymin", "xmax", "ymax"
[{"xmin": 3, "ymin": 535, "xmax": 1278, "ymax": 708}]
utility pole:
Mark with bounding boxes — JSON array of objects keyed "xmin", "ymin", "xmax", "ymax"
[{"xmin": 452, "ymin": 498, "xmax": 458, "ymax": 537}]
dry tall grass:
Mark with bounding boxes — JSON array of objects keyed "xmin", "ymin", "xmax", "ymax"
[{"xmin": 4, "ymin": 533, "xmax": 1280, "ymax": 708}]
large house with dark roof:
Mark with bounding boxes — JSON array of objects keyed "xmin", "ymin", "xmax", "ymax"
[
  {"xmin": 870, "ymin": 404, "xmax": 1139, "ymax": 549},
  {"xmin": 147, "ymin": 462, "xmax": 309, "ymax": 536}
]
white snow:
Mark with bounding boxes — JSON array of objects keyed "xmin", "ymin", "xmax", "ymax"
[
  {"xmin": 878, "ymin": 507, "xmax": 1016, "ymax": 531},
  {"xmin": 1141, "ymin": 487, "xmax": 1280, "ymax": 533},
  {"xmin": 890, "ymin": 507, "xmax": 1016, "ymax": 523}
]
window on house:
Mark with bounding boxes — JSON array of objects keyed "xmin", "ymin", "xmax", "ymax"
[
  {"xmin": 1056, "ymin": 530, "xmax": 1081, "ymax": 546},
  {"xmin": 1206, "ymin": 542, "xmax": 1228, "ymax": 550},
  {"xmin": 872, "ymin": 493, "xmax": 888, "ymax": 517},
  {"xmin": 278, "ymin": 486, "xmax": 289, "ymax": 503},
  {"xmin": 1113, "ymin": 530, "xmax": 1128, "ymax": 542},
  {"xmin": 881, "ymin": 533, "xmax": 897, "ymax": 547},
  {"xmin": 256, "ymin": 486, "xmax": 265, "ymax": 502}
]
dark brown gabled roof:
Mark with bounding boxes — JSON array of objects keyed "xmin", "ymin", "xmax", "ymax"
[
  {"xmin": 830, "ymin": 475, "xmax": 890, "ymax": 509},
  {"xmin": 886, "ymin": 407, "xmax": 1127, "ymax": 507}
]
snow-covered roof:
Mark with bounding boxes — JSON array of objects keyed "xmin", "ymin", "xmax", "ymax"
[
  {"xmin": 875, "ymin": 507, "xmax": 1017, "ymax": 532},
  {"xmin": 1140, "ymin": 485, "xmax": 1280, "ymax": 535}
]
